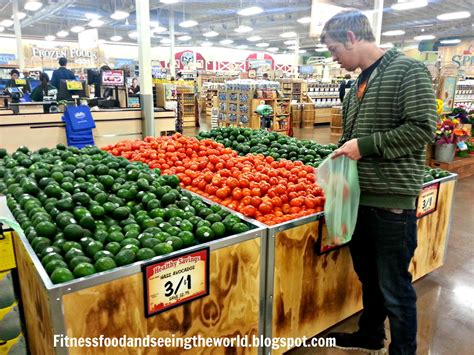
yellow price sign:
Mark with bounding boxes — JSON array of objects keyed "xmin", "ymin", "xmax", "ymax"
[
  {"xmin": 416, "ymin": 182, "xmax": 440, "ymax": 218},
  {"xmin": 0, "ymin": 231, "xmax": 16, "ymax": 271},
  {"xmin": 15, "ymin": 79, "xmax": 26, "ymax": 85},
  {"xmin": 66, "ymin": 81, "xmax": 83, "ymax": 91}
]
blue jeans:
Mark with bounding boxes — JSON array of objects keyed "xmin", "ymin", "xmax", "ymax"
[{"xmin": 349, "ymin": 206, "xmax": 418, "ymax": 355}]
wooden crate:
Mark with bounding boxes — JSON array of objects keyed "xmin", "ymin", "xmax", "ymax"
[
  {"xmin": 264, "ymin": 175, "xmax": 456, "ymax": 354},
  {"xmin": 330, "ymin": 106, "xmax": 343, "ymax": 135},
  {"xmin": 314, "ymin": 107, "xmax": 333, "ymax": 124},
  {"xmin": 429, "ymin": 156, "xmax": 474, "ymax": 179},
  {"xmin": 12, "ymin": 222, "xmax": 267, "ymax": 355}
]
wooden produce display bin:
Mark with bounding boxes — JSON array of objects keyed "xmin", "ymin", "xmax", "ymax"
[
  {"xmin": 429, "ymin": 156, "xmax": 474, "ymax": 179},
  {"xmin": 302, "ymin": 104, "xmax": 315, "ymax": 128},
  {"xmin": 314, "ymin": 107, "xmax": 333, "ymax": 124},
  {"xmin": 11, "ymin": 213, "xmax": 267, "ymax": 355},
  {"xmin": 263, "ymin": 174, "xmax": 457, "ymax": 354},
  {"xmin": 330, "ymin": 106, "xmax": 342, "ymax": 136}
]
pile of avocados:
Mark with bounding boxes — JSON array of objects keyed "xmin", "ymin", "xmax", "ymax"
[
  {"xmin": 0, "ymin": 145, "xmax": 251, "ymax": 284},
  {"xmin": 198, "ymin": 127, "xmax": 337, "ymax": 168}
]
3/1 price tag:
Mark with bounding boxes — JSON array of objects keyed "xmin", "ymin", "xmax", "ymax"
[
  {"xmin": 416, "ymin": 182, "xmax": 440, "ymax": 219},
  {"xmin": 142, "ymin": 247, "xmax": 209, "ymax": 317}
]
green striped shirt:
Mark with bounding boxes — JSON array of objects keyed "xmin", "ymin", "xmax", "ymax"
[{"xmin": 341, "ymin": 48, "xmax": 437, "ymax": 209}]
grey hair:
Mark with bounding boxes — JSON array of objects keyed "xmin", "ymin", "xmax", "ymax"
[{"xmin": 321, "ymin": 9, "xmax": 375, "ymax": 45}]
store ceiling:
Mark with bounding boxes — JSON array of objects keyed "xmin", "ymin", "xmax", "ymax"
[{"xmin": 0, "ymin": 0, "xmax": 472, "ymax": 55}]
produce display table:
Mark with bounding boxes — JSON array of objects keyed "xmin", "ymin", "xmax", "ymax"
[
  {"xmin": 9, "ymin": 213, "xmax": 266, "ymax": 355},
  {"xmin": 429, "ymin": 156, "xmax": 474, "ymax": 179}
]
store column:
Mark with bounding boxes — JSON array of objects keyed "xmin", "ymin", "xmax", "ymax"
[
  {"xmin": 372, "ymin": 0, "xmax": 384, "ymax": 45},
  {"xmin": 293, "ymin": 36, "xmax": 300, "ymax": 77},
  {"xmin": 12, "ymin": 0, "xmax": 25, "ymax": 69},
  {"xmin": 136, "ymin": 0, "xmax": 155, "ymax": 137},
  {"xmin": 169, "ymin": 10, "xmax": 176, "ymax": 78}
]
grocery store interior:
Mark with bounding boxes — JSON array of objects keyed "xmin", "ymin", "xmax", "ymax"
[{"xmin": 0, "ymin": 0, "xmax": 473, "ymax": 354}]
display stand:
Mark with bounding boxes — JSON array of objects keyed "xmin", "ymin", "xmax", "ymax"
[{"xmin": 177, "ymin": 86, "xmax": 196, "ymax": 128}]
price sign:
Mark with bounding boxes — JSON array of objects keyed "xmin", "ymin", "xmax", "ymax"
[
  {"xmin": 142, "ymin": 247, "xmax": 209, "ymax": 317},
  {"xmin": 66, "ymin": 81, "xmax": 83, "ymax": 91},
  {"xmin": 416, "ymin": 182, "xmax": 440, "ymax": 219}
]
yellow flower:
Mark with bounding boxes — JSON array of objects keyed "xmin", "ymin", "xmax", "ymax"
[
  {"xmin": 453, "ymin": 118, "xmax": 460, "ymax": 124},
  {"xmin": 436, "ymin": 99, "xmax": 444, "ymax": 115}
]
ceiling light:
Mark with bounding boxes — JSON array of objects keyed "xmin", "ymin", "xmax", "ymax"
[
  {"xmin": 440, "ymin": 39, "xmax": 461, "ymax": 44},
  {"xmin": 97, "ymin": 39, "xmax": 106, "ymax": 44},
  {"xmin": 24, "ymin": 1, "xmax": 43, "ymax": 11},
  {"xmin": 297, "ymin": 16, "xmax": 311, "ymax": 24},
  {"xmin": 437, "ymin": 11, "xmax": 471, "ymax": 21},
  {"xmin": 391, "ymin": 0, "xmax": 428, "ymax": 11},
  {"xmin": 280, "ymin": 31, "xmax": 297, "ymax": 38},
  {"xmin": 88, "ymin": 19, "xmax": 104, "ymax": 27},
  {"xmin": 267, "ymin": 47, "xmax": 279, "ymax": 52},
  {"xmin": 234, "ymin": 25, "xmax": 253, "ymax": 33},
  {"xmin": 203, "ymin": 31, "xmax": 219, "ymax": 37},
  {"xmin": 315, "ymin": 43, "xmax": 326, "ymax": 48},
  {"xmin": 128, "ymin": 31, "xmax": 138, "ymax": 39},
  {"xmin": 153, "ymin": 26, "xmax": 167, "ymax": 33},
  {"xmin": 178, "ymin": 35, "xmax": 191, "ymax": 41},
  {"xmin": 110, "ymin": 35, "xmax": 123, "ymax": 42},
  {"xmin": 247, "ymin": 35, "xmax": 262, "ymax": 41},
  {"xmin": 110, "ymin": 11, "xmax": 129, "ymax": 20},
  {"xmin": 179, "ymin": 20, "xmax": 198, "ymax": 28},
  {"xmin": 220, "ymin": 39, "xmax": 234, "ymax": 45},
  {"xmin": 160, "ymin": 0, "xmax": 180, "ymax": 3},
  {"xmin": 287, "ymin": 45, "xmax": 296, "ymax": 50},
  {"xmin": 201, "ymin": 41, "xmax": 213, "ymax": 47},
  {"xmin": 161, "ymin": 38, "xmax": 171, "ymax": 44},
  {"xmin": 380, "ymin": 42, "xmax": 394, "ymax": 48},
  {"xmin": 1, "ymin": 20, "xmax": 14, "ymax": 27},
  {"xmin": 56, "ymin": 30, "xmax": 69, "ymax": 38},
  {"xmin": 236, "ymin": 44, "xmax": 248, "ymax": 49},
  {"xmin": 0, "ymin": 26, "xmax": 4, "ymax": 32},
  {"xmin": 237, "ymin": 6, "xmax": 264, "ymax": 16},
  {"xmin": 44, "ymin": 35, "xmax": 55, "ymax": 41},
  {"xmin": 284, "ymin": 39, "xmax": 296, "ymax": 45},
  {"xmin": 11, "ymin": 12, "xmax": 27, "ymax": 20},
  {"xmin": 298, "ymin": 49, "xmax": 306, "ymax": 53},
  {"xmin": 382, "ymin": 30, "xmax": 405, "ymax": 36},
  {"xmin": 414, "ymin": 34, "xmax": 435, "ymax": 41},
  {"xmin": 315, "ymin": 47, "xmax": 328, "ymax": 52},
  {"xmin": 256, "ymin": 42, "xmax": 269, "ymax": 47},
  {"xmin": 149, "ymin": 21, "xmax": 159, "ymax": 27},
  {"xmin": 70, "ymin": 26, "xmax": 85, "ymax": 33},
  {"xmin": 85, "ymin": 13, "xmax": 100, "ymax": 20}
]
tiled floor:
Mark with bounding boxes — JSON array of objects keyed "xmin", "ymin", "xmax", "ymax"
[{"xmin": 186, "ymin": 118, "xmax": 474, "ymax": 355}]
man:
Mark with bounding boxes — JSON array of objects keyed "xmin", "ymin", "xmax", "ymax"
[
  {"xmin": 6, "ymin": 69, "xmax": 20, "ymax": 87},
  {"xmin": 50, "ymin": 57, "xmax": 76, "ymax": 89},
  {"xmin": 30, "ymin": 72, "xmax": 56, "ymax": 113},
  {"xmin": 262, "ymin": 73, "xmax": 270, "ymax": 80},
  {"xmin": 338, "ymin": 73, "xmax": 353, "ymax": 102},
  {"xmin": 321, "ymin": 10, "xmax": 436, "ymax": 355}
]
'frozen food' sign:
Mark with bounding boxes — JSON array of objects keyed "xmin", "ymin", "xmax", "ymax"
[{"xmin": 31, "ymin": 46, "xmax": 98, "ymax": 60}]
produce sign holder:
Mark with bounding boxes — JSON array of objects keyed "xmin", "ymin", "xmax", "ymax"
[{"xmin": 6, "ymin": 193, "xmax": 268, "ymax": 355}]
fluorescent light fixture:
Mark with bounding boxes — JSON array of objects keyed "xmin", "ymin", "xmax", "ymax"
[
  {"xmin": 267, "ymin": 47, "xmax": 279, "ymax": 52},
  {"xmin": 287, "ymin": 45, "xmax": 296, "ymax": 50},
  {"xmin": 297, "ymin": 16, "xmax": 311, "ymax": 24},
  {"xmin": 160, "ymin": 38, "xmax": 171, "ymax": 44},
  {"xmin": 179, "ymin": 20, "xmax": 198, "ymax": 28},
  {"xmin": 315, "ymin": 47, "xmax": 328, "ymax": 52},
  {"xmin": 149, "ymin": 21, "xmax": 159, "ymax": 27},
  {"xmin": 110, "ymin": 11, "xmax": 129, "ymax": 20},
  {"xmin": 160, "ymin": 0, "xmax": 180, "ymax": 3},
  {"xmin": 128, "ymin": 31, "xmax": 138, "ymax": 39},
  {"xmin": 380, "ymin": 42, "xmax": 394, "ymax": 48},
  {"xmin": 203, "ymin": 31, "xmax": 219, "ymax": 37},
  {"xmin": 440, "ymin": 39, "xmax": 461, "ymax": 44},
  {"xmin": 237, "ymin": 6, "xmax": 264, "ymax": 16},
  {"xmin": 1, "ymin": 20, "xmax": 14, "ymax": 27},
  {"xmin": 437, "ymin": 11, "xmax": 471, "ymax": 21},
  {"xmin": 178, "ymin": 35, "xmax": 191, "ymax": 41},
  {"xmin": 391, "ymin": 0, "xmax": 428, "ymax": 11},
  {"xmin": 201, "ymin": 41, "xmax": 213, "ymax": 46},
  {"xmin": 85, "ymin": 13, "xmax": 100, "ymax": 20},
  {"xmin": 256, "ymin": 42, "xmax": 269, "ymax": 47},
  {"xmin": 97, "ymin": 39, "xmax": 106, "ymax": 44},
  {"xmin": 44, "ymin": 35, "xmax": 55, "ymax": 41},
  {"xmin": 56, "ymin": 30, "xmax": 69, "ymax": 38},
  {"xmin": 110, "ymin": 35, "xmax": 123, "ymax": 41},
  {"xmin": 0, "ymin": 26, "xmax": 4, "ymax": 32},
  {"xmin": 88, "ymin": 19, "xmax": 104, "ymax": 27},
  {"xmin": 153, "ymin": 26, "xmax": 167, "ymax": 33},
  {"xmin": 70, "ymin": 26, "xmax": 85, "ymax": 33},
  {"xmin": 234, "ymin": 25, "xmax": 253, "ymax": 33},
  {"xmin": 236, "ymin": 44, "xmax": 248, "ymax": 49},
  {"xmin": 24, "ymin": 1, "xmax": 43, "ymax": 11},
  {"xmin": 247, "ymin": 35, "xmax": 262, "ymax": 41},
  {"xmin": 382, "ymin": 30, "xmax": 405, "ymax": 36},
  {"xmin": 298, "ymin": 49, "xmax": 306, "ymax": 53},
  {"xmin": 284, "ymin": 39, "xmax": 296, "ymax": 45},
  {"xmin": 280, "ymin": 31, "xmax": 297, "ymax": 38},
  {"xmin": 11, "ymin": 12, "xmax": 27, "ymax": 20},
  {"xmin": 414, "ymin": 34, "xmax": 435, "ymax": 41},
  {"xmin": 220, "ymin": 39, "xmax": 234, "ymax": 45}
]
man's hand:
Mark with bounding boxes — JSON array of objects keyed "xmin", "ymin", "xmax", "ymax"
[{"xmin": 332, "ymin": 139, "xmax": 362, "ymax": 160}]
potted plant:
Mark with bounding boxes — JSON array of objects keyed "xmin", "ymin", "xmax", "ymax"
[{"xmin": 434, "ymin": 116, "xmax": 469, "ymax": 163}]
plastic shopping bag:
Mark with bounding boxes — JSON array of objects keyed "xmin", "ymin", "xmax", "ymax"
[{"xmin": 317, "ymin": 155, "xmax": 360, "ymax": 247}]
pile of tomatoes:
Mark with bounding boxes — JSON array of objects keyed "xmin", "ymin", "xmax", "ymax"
[{"xmin": 103, "ymin": 134, "xmax": 325, "ymax": 225}]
